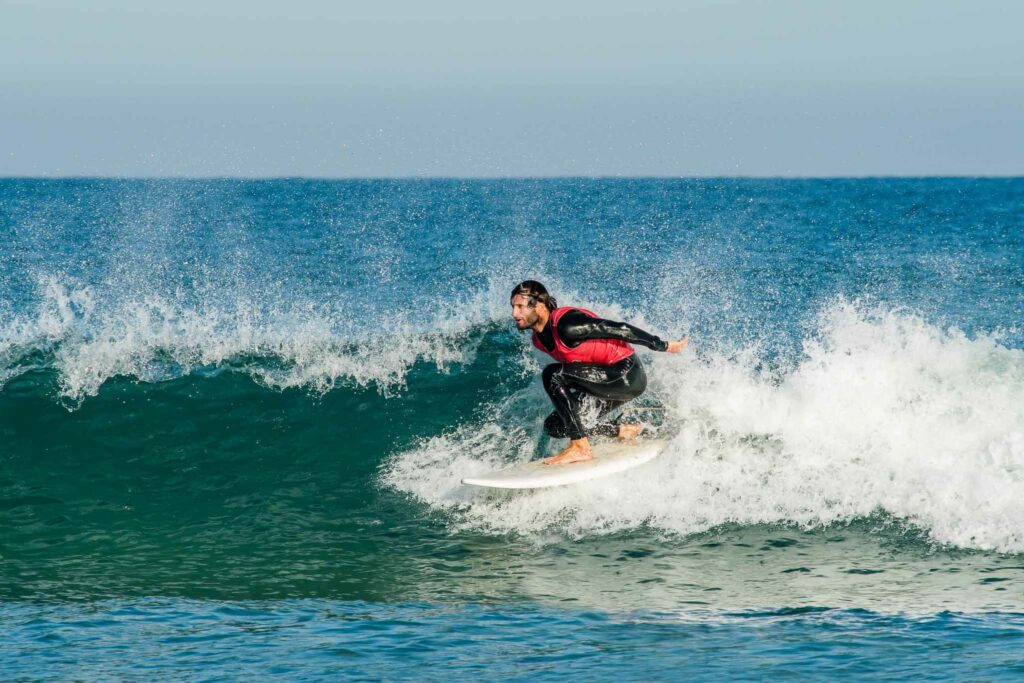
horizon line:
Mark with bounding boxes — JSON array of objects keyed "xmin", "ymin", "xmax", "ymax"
[{"xmin": 1, "ymin": 174, "xmax": 1022, "ymax": 181}]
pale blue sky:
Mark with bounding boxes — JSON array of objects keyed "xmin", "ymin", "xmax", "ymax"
[{"xmin": 2, "ymin": 0, "xmax": 1021, "ymax": 176}]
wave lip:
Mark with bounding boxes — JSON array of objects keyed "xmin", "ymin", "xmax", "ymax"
[{"xmin": 0, "ymin": 276, "xmax": 506, "ymax": 405}]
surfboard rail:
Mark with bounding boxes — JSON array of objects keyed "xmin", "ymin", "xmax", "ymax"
[{"xmin": 461, "ymin": 439, "xmax": 667, "ymax": 490}]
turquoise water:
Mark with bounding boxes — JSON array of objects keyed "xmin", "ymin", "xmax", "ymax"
[{"xmin": 2, "ymin": 178, "xmax": 1024, "ymax": 679}]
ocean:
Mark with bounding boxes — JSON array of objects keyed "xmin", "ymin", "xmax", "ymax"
[{"xmin": 2, "ymin": 177, "xmax": 1023, "ymax": 679}]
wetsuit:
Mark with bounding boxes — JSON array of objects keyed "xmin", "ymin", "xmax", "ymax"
[{"xmin": 534, "ymin": 308, "xmax": 668, "ymax": 440}]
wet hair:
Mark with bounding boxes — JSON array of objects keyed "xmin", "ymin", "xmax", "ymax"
[{"xmin": 510, "ymin": 280, "xmax": 558, "ymax": 311}]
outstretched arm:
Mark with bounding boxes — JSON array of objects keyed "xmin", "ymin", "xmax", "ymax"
[{"xmin": 557, "ymin": 310, "xmax": 688, "ymax": 352}]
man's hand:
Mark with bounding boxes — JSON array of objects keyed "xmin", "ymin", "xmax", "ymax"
[{"xmin": 665, "ymin": 337, "xmax": 690, "ymax": 353}]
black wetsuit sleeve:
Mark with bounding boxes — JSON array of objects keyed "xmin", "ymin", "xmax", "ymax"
[{"xmin": 557, "ymin": 310, "xmax": 669, "ymax": 351}]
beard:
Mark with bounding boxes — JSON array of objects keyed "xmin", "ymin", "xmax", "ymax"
[{"xmin": 515, "ymin": 310, "xmax": 540, "ymax": 329}]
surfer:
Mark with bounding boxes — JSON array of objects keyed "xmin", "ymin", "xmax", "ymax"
[{"xmin": 511, "ymin": 280, "xmax": 689, "ymax": 465}]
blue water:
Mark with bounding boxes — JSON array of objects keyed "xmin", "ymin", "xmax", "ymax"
[
  {"xmin": 4, "ymin": 601, "xmax": 1024, "ymax": 681},
  {"xmin": 2, "ymin": 178, "xmax": 1023, "ymax": 679}
]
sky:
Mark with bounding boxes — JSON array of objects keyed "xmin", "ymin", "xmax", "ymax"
[{"xmin": 1, "ymin": 0, "xmax": 1022, "ymax": 177}]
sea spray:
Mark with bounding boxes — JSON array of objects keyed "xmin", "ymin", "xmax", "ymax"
[{"xmin": 0, "ymin": 274, "xmax": 519, "ymax": 403}]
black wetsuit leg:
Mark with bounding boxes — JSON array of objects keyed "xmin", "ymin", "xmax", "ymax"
[{"xmin": 541, "ymin": 355, "xmax": 647, "ymax": 440}]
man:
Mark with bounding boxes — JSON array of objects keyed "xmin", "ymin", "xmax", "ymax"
[{"xmin": 510, "ymin": 280, "xmax": 689, "ymax": 465}]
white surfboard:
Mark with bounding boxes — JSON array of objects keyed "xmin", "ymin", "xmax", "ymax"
[{"xmin": 462, "ymin": 439, "xmax": 667, "ymax": 490}]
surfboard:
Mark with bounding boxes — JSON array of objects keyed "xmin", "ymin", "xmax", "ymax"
[{"xmin": 461, "ymin": 439, "xmax": 667, "ymax": 490}]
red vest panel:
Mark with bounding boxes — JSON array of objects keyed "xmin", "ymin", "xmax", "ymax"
[{"xmin": 531, "ymin": 307, "xmax": 635, "ymax": 365}]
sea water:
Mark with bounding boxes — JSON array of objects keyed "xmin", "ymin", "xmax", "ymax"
[{"xmin": 1, "ymin": 178, "xmax": 1023, "ymax": 679}]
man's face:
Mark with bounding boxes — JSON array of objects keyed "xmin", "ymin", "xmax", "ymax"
[{"xmin": 511, "ymin": 294, "xmax": 542, "ymax": 330}]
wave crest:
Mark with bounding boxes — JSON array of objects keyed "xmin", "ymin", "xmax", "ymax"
[{"xmin": 0, "ymin": 276, "xmax": 504, "ymax": 405}]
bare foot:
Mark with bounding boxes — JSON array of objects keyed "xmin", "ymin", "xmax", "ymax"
[
  {"xmin": 618, "ymin": 423, "xmax": 644, "ymax": 442},
  {"xmin": 544, "ymin": 441, "xmax": 593, "ymax": 465}
]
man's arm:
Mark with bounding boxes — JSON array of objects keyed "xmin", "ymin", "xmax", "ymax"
[{"xmin": 557, "ymin": 310, "xmax": 670, "ymax": 351}]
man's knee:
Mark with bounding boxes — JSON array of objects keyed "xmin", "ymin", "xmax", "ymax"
[{"xmin": 541, "ymin": 363, "xmax": 562, "ymax": 392}]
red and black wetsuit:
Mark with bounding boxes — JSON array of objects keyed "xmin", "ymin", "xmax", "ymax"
[{"xmin": 532, "ymin": 307, "xmax": 668, "ymax": 440}]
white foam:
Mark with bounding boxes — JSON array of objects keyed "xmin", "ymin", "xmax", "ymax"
[
  {"xmin": 383, "ymin": 300, "xmax": 1024, "ymax": 552},
  {"xmin": 0, "ymin": 274, "xmax": 509, "ymax": 404}
]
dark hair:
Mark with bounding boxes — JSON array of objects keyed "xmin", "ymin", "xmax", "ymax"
[{"xmin": 510, "ymin": 280, "xmax": 558, "ymax": 311}]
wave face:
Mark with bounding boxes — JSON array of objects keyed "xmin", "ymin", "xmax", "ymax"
[{"xmin": 3, "ymin": 178, "xmax": 1024, "ymax": 609}]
